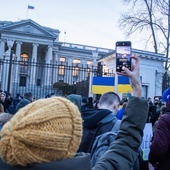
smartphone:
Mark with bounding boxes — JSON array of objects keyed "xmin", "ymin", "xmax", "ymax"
[{"xmin": 115, "ymin": 41, "xmax": 132, "ymax": 72}]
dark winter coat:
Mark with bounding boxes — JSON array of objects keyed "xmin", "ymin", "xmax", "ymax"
[
  {"xmin": 15, "ymin": 99, "xmax": 31, "ymax": 112},
  {"xmin": 0, "ymin": 97, "xmax": 148, "ymax": 170},
  {"xmin": 149, "ymin": 113, "xmax": 170, "ymax": 170},
  {"xmin": 0, "ymin": 153, "xmax": 91, "ymax": 170},
  {"xmin": 78, "ymin": 108, "xmax": 120, "ymax": 153}
]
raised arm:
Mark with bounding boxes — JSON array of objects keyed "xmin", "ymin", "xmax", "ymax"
[{"xmin": 93, "ymin": 56, "xmax": 148, "ymax": 170}]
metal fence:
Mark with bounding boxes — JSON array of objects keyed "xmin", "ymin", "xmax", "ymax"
[{"xmin": 0, "ymin": 58, "xmax": 114, "ymax": 99}]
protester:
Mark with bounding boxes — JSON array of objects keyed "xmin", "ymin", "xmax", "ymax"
[
  {"xmin": 13, "ymin": 93, "xmax": 23, "ymax": 107},
  {"xmin": 67, "ymin": 94, "xmax": 82, "ymax": 111},
  {"xmin": 88, "ymin": 97, "xmax": 94, "ymax": 109},
  {"xmin": 78, "ymin": 91, "xmax": 121, "ymax": 154},
  {"xmin": 149, "ymin": 87, "xmax": 170, "ymax": 170},
  {"xmin": 15, "ymin": 92, "xmax": 33, "ymax": 112},
  {"xmin": 0, "ymin": 92, "xmax": 12, "ymax": 113},
  {"xmin": 152, "ymin": 105, "xmax": 166, "ymax": 133},
  {"xmin": 0, "ymin": 56, "xmax": 148, "ymax": 170},
  {"xmin": 81, "ymin": 97, "xmax": 88, "ymax": 110},
  {"xmin": 0, "ymin": 103, "xmax": 13, "ymax": 130}
]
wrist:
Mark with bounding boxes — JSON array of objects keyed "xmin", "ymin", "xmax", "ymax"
[{"xmin": 132, "ymin": 86, "xmax": 142, "ymax": 98}]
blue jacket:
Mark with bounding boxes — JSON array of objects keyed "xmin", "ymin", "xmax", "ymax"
[{"xmin": 116, "ymin": 107, "xmax": 125, "ymax": 120}]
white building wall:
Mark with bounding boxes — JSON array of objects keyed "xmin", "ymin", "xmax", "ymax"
[{"xmin": 101, "ymin": 55, "xmax": 165, "ymax": 100}]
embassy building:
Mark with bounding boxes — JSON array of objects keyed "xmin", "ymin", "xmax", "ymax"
[{"xmin": 0, "ymin": 19, "xmax": 167, "ymax": 100}]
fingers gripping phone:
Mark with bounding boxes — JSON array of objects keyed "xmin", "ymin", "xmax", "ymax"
[{"xmin": 115, "ymin": 41, "xmax": 132, "ymax": 72}]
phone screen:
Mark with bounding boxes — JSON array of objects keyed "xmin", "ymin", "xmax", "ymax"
[{"xmin": 116, "ymin": 41, "xmax": 131, "ymax": 72}]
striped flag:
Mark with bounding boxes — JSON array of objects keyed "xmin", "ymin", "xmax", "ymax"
[{"xmin": 28, "ymin": 5, "xmax": 35, "ymax": 10}]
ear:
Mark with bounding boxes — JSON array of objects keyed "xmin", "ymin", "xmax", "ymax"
[
  {"xmin": 113, "ymin": 102, "xmax": 119, "ymax": 110},
  {"xmin": 113, "ymin": 103, "xmax": 117, "ymax": 110}
]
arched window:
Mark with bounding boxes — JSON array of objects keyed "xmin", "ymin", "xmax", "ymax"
[
  {"xmin": 20, "ymin": 53, "xmax": 29, "ymax": 75},
  {"xmin": 21, "ymin": 53, "xmax": 29, "ymax": 61}
]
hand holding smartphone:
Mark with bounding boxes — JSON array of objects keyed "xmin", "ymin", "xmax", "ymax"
[{"xmin": 116, "ymin": 41, "xmax": 132, "ymax": 72}]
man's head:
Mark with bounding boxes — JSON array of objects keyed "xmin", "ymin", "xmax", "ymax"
[
  {"xmin": 0, "ymin": 92, "xmax": 6, "ymax": 102},
  {"xmin": 24, "ymin": 92, "xmax": 33, "ymax": 101},
  {"xmin": 81, "ymin": 97, "xmax": 87, "ymax": 106},
  {"xmin": 98, "ymin": 92, "xmax": 120, "ymax": 114},
  {"xmin": 0, "ymin": 97, "xmax": 82, "ymax": 166},
  {"xmin": 67, "ymin": 94, "xmax": 82, "ymax": 111}
]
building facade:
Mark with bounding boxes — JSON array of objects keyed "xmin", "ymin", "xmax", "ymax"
[{"xmin": 0, "ymin": 19, "xmax": 167, "ymax": 100}]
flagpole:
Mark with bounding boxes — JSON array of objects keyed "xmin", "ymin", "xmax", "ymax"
[
  {"xmin": 64, "ymin": 30, "xmax": 66, "ymax": 44},
  {"xmin": 26, "ymin": 5, "xmax": 28, "ymax": 19}
]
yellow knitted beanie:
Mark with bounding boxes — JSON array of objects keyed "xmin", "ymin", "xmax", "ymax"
[{"xmin": 0, "ymin": 97, "xmax": 82, "ymax": 166}]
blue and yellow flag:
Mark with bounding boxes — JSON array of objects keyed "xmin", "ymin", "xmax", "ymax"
[{"xmin": 92, "ymin": 76, "xmax": 132, "ymax": 94}]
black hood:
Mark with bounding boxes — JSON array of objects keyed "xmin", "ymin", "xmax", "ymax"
[{"xmin": 81, "ymin": 109, "xmax": 115, "ymax": 128}]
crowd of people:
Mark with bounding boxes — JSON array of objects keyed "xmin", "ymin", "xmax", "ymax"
[{"xmin": 0, "ymin": 56, "xmax": 169, "ymax": 170}]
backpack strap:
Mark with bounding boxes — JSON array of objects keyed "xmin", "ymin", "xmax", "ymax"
[{"xmin": 111, "ymin": 119, "xmax": 121, "ymax": 132}]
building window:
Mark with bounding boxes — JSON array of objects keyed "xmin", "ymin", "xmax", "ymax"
[
  {"xmin": 73, "ymin": 59, "xmax": 80, "ymax": 64},
  {"xmin": 87, "ymin": 60, "xmax": 92, "ymax": 66},
  {"xmin": 20, "ymin": 53, "xmax": 29, "ymax": 75},
  {"xmin": 19, "ymin": 76, "xmax": 27, "ymax": 86},
  {"xmin": 37, "ymin": 79, "xmax": 41, "ymax": 86},
  {"xmin": 59, "ymin": 57, "xmax": 66, "ymax": 62},
  {"xmin": 72, "ymin": 67, "xmax": 79, "ymax": 76},
  {"xmin": 58, "ymin": 65, "xmax": 65, "ymax": 75}
]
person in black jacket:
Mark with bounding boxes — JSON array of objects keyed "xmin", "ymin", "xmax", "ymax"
[
  {"xmin": 0, "ymin": 56, "xmax": 148, "ymax": 170},
  {"xmin": 0, "ymin": 92, "xmax": 12, "ymax": 113},
  {"xmin": 78, "ymin": 91, "xmax": 121, "ymax": 154},
  {"xmin": 15, "ymin": 92, "xmax": 33, "ymax": 112}
]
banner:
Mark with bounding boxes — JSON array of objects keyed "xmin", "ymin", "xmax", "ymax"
[{"xmin": 140, "ymin": 123, "xmax": 153, "ymax": 161}]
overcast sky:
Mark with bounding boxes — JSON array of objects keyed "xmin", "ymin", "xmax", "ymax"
[{"xmin": 0, "ymin": 0, "xmax": 147, "ymax": 51}]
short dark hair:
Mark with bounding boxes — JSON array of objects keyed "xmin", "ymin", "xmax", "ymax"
[
  {"xmin": 24, "ymin": 92, "xmax": 33, "ymax": 100},
  {"xmin": 99, "ymin": 92, "xmax": 120, "ymax": 106}
]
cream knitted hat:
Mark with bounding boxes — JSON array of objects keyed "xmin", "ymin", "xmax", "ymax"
[{"xmin": 0, "ymin": 97, "xmax": 82, "ymax": 166}]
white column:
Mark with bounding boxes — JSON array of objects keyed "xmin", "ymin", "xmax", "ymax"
[
  {"xmin": 45, "ymin": 46, "xmax": 53, "ymax": 85},
  {"xmin": 66, "ymin": 57, "xmax": 73, "ymax": 84},
  {"xmin": 14, "ymin": 41, "xmax": 22, "ymax": 83},
  {"xmin": 53, "ymin": 51, "xmax": 59, "ymax": 83},
  {"xmin": 0, "ymin": 39, "xmax": 6, "ymax": 83},
  {"xmin": 0, "ymin": 39, "xmax": 6, "ymax": 59},
  {"xmin": 68, "ymin": 57, "xmax": 73, "ymax": 66},
  {"xmin": 1, "ymin": 39, "xmax": 14, "ymax": 92},
  {"xmin": 32, "ymin": 43, "xmax": 39, "ymax": 62},
  {"xmin": 30, "ymin": 43, "xmax": 39, "ymax": 84},
  {"xmin": 81, "ymin": 59, "xmax": 86, "ymax": 81},
  {"xmin": 16, "ymin": 41, "xmax": 22, "ymax": 59},
  {"xmin": 45, "ymin": 46, "xmax": 53, "ymax": 64},
  {"xmin": 54, "ymin": 51, "xmax": 59, "ymax": 63}
]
